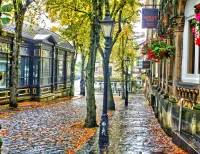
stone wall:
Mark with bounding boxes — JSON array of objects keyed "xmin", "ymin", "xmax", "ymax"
[{"xmin": 152, "ymin": 92, "xmax": 199, "ymax": 135}]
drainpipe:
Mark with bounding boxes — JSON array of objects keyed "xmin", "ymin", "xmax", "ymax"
[{"xmin": 178, "ymin": 98, "xmax": 184, "ymax": 133}]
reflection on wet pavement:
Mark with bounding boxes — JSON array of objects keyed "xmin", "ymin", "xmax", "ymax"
[{"xmin": 77, "ymin": 95, "xmax": 187, "ymax": 154}]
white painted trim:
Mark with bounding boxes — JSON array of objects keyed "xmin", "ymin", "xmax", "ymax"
[{"xmin": 182, "ymin": 2, "xmax": 200, "ymax": 84}]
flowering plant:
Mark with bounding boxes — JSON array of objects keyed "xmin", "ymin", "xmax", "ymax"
[
  {"xmin": 142, "ymin": 37, "xmax": 175, "ymax": 62},
  {"xmin": 192, "ymin": 5, "xmax": 200, "ymax": 46}
]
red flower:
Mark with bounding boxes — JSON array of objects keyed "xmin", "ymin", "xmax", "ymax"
[
  {"xmin": 155, "ymin": 59, "xmax": 160, "ymax": 62},
  {"xmin": 161, "ymin": 50, "xmax": 165, "ymax": 54},
  {"xmin": 196, "ymin": 4, "xmax": 200, "ymax": 9},
  {"xmin": 196, "ymin": 38, "xmax": 200, "ymax": 46},
  {"xmin": 160, "ymin": 37, "xmax": 164, "ymax": 41},
  {"xmin": 196, "ymin": 13, "xmax": 200, "ymax": 22}
]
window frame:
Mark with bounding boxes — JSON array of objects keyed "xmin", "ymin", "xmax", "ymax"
[
  {"xmin": 182, "ymin": 15, "xmax": 200, "ymax": 83},
  {"xmin": 0, "ymin": 42, "xmax": 11, "ymax": 89},
  {"xmin": 57, "ymin": 50, "xmax": 65, "ymax": 83},
  {"xmin": 136, "ymin": 57, "xmax": 143, "ymax": 68},
  {"xmin": 40, "ymin": 48, "xmax": 53, "ymax": 86},
  {"xmin": 67, "ymin": 52, "xmax": 71, "ymax": 82},
  {"xmin": 18, "ymin": 46, "xmax": 31, "ymax": 87}
]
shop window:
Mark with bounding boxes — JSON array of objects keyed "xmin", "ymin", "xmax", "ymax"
[
  {"xmin": 33, "ymin": 49, "xmax": 39, "ymax": 85},
  {"xmin": 0, "ymin": 43, "xmax": 10, "ymax": 88},
  {"xmin": 18, "ymin": 47, "xmax": 30, "ymax": 87},
  {"xmin": 137, "ymin": 77, "xmax": 142, "ymax": 85},
  {"xmin": 67, "ymin": 53, "xmax": 71, "ymax": 82},
  {"xmin": 137, "ymin": 57, "xmax": 143, "ymax": 68},
  {"xmin": 40, "ymin": 49, "xmax": 52, "ymax": 86},
  {"xmin": 57, "ymin": 51, "xmax": 65, "ymax": 83}
]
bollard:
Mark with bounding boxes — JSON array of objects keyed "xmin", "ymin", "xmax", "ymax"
[
  {"xmin": 178, "ymin": 98, "xmax": 183, "ymax": 133},
  {"xmin": 118, "ymin": 89, "xmax": 121, "ymax": 96}
]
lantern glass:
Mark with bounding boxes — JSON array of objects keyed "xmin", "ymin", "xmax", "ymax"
[
  {"xmin": 100, "ymin": 22, "xmax": 114, "ymax": 38},
  {"xmin": 125, "ymin": 57, "xmax": 130, "ymax": 67}
]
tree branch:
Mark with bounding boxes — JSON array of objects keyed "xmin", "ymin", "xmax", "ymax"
[
  {"xmin": 25, "ymin": 0, "xmax": 35, "ymax": 7},
  {"xmin": 111, "ymin": 0, "xmax": 117, "ymax": 17},
  {"xmin": 112, "ymin": 0, "xmax": 126, "ymax": 21},
  {"xmin": 111, "ymin": 10, "xmax": 122, "ymax": 48},
  {"xmin": 97, "ymin": 43, "xmax": 104, "ymax": 58}
]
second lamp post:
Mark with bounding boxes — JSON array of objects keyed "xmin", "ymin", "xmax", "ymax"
[{"xmin": 125, "ymin": 57, "xmax": 130, "ymax": 107}]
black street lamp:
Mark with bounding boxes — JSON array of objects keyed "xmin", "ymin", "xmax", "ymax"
[
  {"xmin": 125, "ymin": 57, "xmax": 130, "ymax": 107},
  {"xmin": 99, "ymin": 9, "xmax": 114, "ymax": 148}
]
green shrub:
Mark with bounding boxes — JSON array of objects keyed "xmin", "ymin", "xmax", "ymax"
[
  {"xmin": 168, "ymin": 97, "xmax": 177, "ymax": 103},
  {"xmin": 163, "ymin": 93, "xmax": 169, "ymax": 99},
  {"xmin": 193, "ymin": 104, "xmax": 200, "ymax": 110},
  {"xmin": 136, "ymin": 84, "xmax": 142, "ymax": 89}
]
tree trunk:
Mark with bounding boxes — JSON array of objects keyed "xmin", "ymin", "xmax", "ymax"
[
  {"xmin": 84, "ymin": 0, "xmax": 98, "ymax": 128},
  {"xmin": 101, "ymin": 57, "xmax": 115, "ymax": 110},
  {"xmin": 107, "ymin": 70, "xmax": 115, "ymax": 110},
  {"xmin": 9, "ymin": 1, "xmax": 33, "ymax": 108},
  {"xmin": 10, "ymin": 37, "xmax": 19, "ymax": 108},
  {"xmin": 10, "ymin": 17, "xmax": 24, "ymax": 108},
  {"xmin": 80, "ymin": 52, "xmax": 86, "ymax": 96},
  {"xmin": 69, "ymin": 51, "xmax": 77, "ymax": 96},
  {"xmin": 121, "ymin": 36, "xmax": 125, "ymax": 99},
  {"xmin": 121, "ymin": 60, "xmax": 125, "ymax": 99}
]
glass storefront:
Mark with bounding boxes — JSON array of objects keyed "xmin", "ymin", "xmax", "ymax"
[
  {"xmin": 67, "ymin": 53, "xmax": 71, "ymax": 82},
  {"xmin": 57, "ymin": 51, "xmax": 65, "ymax": 83},
  {"xmin": 0, "ymin": 43, "xmax": 10, "ymax": 89},
  {"xmin": 33, "ymin": 49, "xmax": 39, "ymax": 86},
  {"xmin": 18, "ymin": 47, "xmax": 30, "ymax": 87},
  {"xmin": 40, "ymin": 49, "xmax": 52, "ymax": 86}
]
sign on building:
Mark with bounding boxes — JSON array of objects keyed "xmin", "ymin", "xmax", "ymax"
[
  {"xmin": 142, "ymin": 8, "xmax": 158, "ymax": 28},
  {"xmin": 143, "ymin": 61, "xmax": 150, "ymax": 69}
]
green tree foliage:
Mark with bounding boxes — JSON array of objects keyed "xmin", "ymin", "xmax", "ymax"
[
  {"xmin": 46, "ymin": 0, "xmax": 141, "ymax": 127},
  {"xmin": 0, "ymin": 2, "xmax": 12, "ymax": 36},
  {"xmin": 46, "ymin": 0, "xmax": 99, "ymax": 127},
  {"xmin": 98, "ymin": 0, "xmax": 140, "ymax": 106}
]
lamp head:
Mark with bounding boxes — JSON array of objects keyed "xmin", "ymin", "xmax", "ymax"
[{"xmin": 99, "ymin": 8, "xmax": 114, "ymax": 38}]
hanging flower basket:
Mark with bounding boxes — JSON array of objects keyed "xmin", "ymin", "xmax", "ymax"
[
  {"xmin": 142, "ymin": 37, "xmax": 175, "ymax": 62},
  {"xmin": 192, "ymin": 4, "xmax": 200, "ymax": 46},
  {"xmin": 195, "ymin": 3, "xmax": 200, "ymax": 13}
]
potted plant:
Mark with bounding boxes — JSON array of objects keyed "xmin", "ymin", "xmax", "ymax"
[{"xmin": 142, "ymin": 37, "xmax": 175, "ymax": 62}]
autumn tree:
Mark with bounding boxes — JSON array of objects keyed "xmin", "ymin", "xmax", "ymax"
[
  {"xmin": 46, "ymin": 0, "xmax": 99, "ymax": 127},
  {"xmin": 111, "ymin": 23, "xmax": 138, "ymax": 99}
]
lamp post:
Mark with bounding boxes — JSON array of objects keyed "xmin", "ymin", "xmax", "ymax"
[
  {"xmin": 99, "ymin": 9, "xmax": 114, "ymax": 147},
  {"xmin": 125, "ymin": 57, "xmax": 130, "ymax": 107}
]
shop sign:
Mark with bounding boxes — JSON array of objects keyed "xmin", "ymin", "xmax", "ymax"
[
  {"xmin": 143, "ymin": 61, "xmax": 150, "ymax": 69},
  {"xmin": 142, "ymin": 8, "xmax": 158, "ymax": 28}
]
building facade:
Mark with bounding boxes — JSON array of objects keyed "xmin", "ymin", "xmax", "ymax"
[
  {"xmin": 0, "ymin": 23, "xmax": 73, "ymax": 104},
  {"xmin": 144, "ymin": 0, "xmax": 200, "ymax": 153}
]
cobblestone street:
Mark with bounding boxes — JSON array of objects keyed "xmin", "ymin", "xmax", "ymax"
[
  {"xmin": 0, "ymin": 96, "xmax": 122, "ymax": 154},
  {"xmin": 77, "ymin": 95, "xmax": 187, "ymax": 154}
]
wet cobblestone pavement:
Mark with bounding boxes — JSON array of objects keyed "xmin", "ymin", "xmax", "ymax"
[
  {"xmin": 0, "ymin": 96, "xmax": 123, "ymax": 154},
  {"xmin": 77, "ymin": 95, "xmax": 187, "ymax": 154}
]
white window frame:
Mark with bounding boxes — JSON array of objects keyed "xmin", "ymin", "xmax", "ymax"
[
  {"xmin": 137, "ymin": 57, "xmax": 143, "ymax": 68},
  {"xmin": 182, "ymin": 1, "xmax": 200, "ymax": 84}
]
